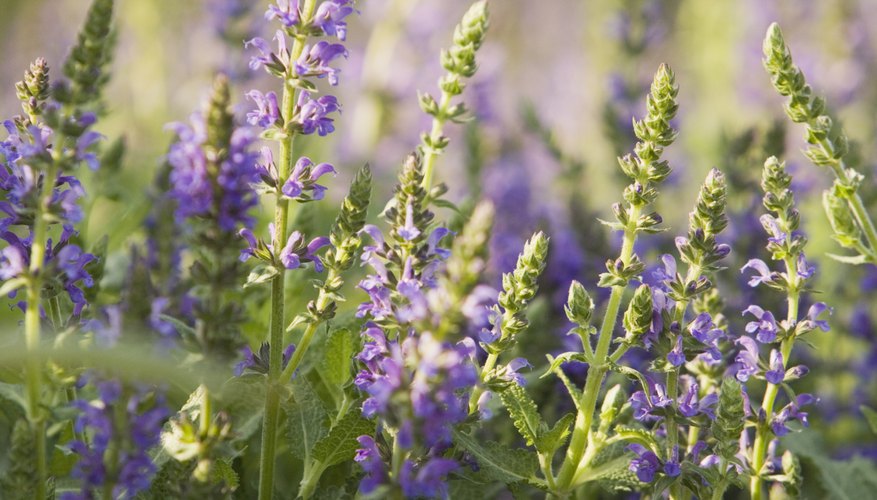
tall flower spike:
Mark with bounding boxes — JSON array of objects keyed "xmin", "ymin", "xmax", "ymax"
[
  {"xmin": 419, "ymin": 1, "xmax": 490, "ymax": 189},
  {"xmin": 15, "ymin": 58, "xmax": 51, "ymax": 121},
  {"xmin": 55, "ymin": 0, "xmax": 116, "ymax": 108},
  {"xmin": 763, "ymin": 22, "xmax": 877, "ymax": 264}
]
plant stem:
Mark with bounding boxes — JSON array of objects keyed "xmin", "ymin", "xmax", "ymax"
[
  {"xmin": 280, "ymin": 268, "xmax": 339, "ymax": 382},
  {"xmin": 420, "ymin": 92, "xmax": 451, "ymax": 191},
  {"xmin": 554, "ymin": 206, "xmax": 641, "ymax": 492},
  {"xmin": 817, "ymin": 137, "xmax": 877, "ymax": 259},
  {"xmin": 258, "ymin": 3, "xmax": 316, "ymax": 497},
  {"xmin": 24, "ymin": 157, "xmax": 61, "ymax": 500},
  {"xmin": 750, "ymin": 256, "xmax": 799, "ymax": 500}
]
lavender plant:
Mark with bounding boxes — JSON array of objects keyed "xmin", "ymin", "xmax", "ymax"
[{"xmin": 5, "ymin": 1, "xmax": 877, "ymax": 499}]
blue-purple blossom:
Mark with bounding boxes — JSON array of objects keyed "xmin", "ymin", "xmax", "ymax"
[
  {"xmin": 688, "ymin": 312, "xmax": 724, "ymax": 360},
  {"xmin": 245, "ymin": 31, "xmax": 289, "ymax": 72},
  {"xmin": 166, "ymin": 115, "xmax": 260, "ymax": 232},
  {"xmin": 281, "ymin": 156, "xmax": 336, "ymax": 201},
  {"xmin": 743, "ymin": 304, "xmax": 778, "ymax": 343},
  {"xmin": 741, "ymin": 258, "xmax": 775, "ymax": 288},
  {"xmin": 765, "ymin": 349, "xmax": 785, "ymax": 384},
  {"xmin": 295, "ymin": 41, "xmax": 348, "ymax": 85},
  {"xmin": 296, "ymin": 91, "xmax": 341, "ymax": 136},
  {"xmin": 735, "ymin": 336, "xmax": 761, "ymax": 382},
  {"xmin": 630, "ymin": 379, "xmax": 672, "ymax": 421},
  {"xmin": 770, "ymin": 394, "xmax": 817, "ymax": 436},
  {"xmin": 354, "ymin": 435, "xmax": 388, "ymax": 495},
  {"xmin": 667, "ymin": 335, "xmax": 685, "ymax": 367},
  {"xmin": 802, "ymin": 302, "xmax": 831, "ymax": 332},
  {"xmin": 66, "ymin": 379, "xmax": 169, "ymax": 498},
  {"xmin": 399, "ymin": 458, "xmax": 458, "ymax": 499},
  {"xmin": 265, "ymin": 0, "xmax": 300, "ymax": 28},
  {"xmin": 627, "ymin": 444, "xmax": 661, "ymax": 483},
  {"xmin": 246, "ymin": 90, "xmax": 281, "ymax": 128},
  {"xmin": 313, "ymin": 0, "xmax": 356, "ymax": 40},
  {"xmin": 279, "ymin": 231, "xmax": 331, "ymax": 271},
  {"xmin": 677, "ymin": 381, "xmax": 718, "ymax": 419}
]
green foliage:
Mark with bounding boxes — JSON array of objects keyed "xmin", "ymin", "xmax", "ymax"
[
  {"xmin": 498, "ymin": 383, "xmax": 543, "ymax": 448},
  {"xmin": 784, "ymin": 434, "xmax": 877, "ymax": 500},
  {"xmin": 711, "ymin": 378, "xmax": 745, "ymax": 460},
  {"xmin": 285, "ymin": 378, "xmax": 329, "ymax": 461},
  {"xmin": 320, "ymin": 328, "xmax": 357, "ymax": 388},
  {"xmin": 622, "ymin": 284, "xmax": 652, "ymax": 341},
  {"xmin": 57, "ymin": 0, "xmax": 115, "ymax": 108},
  {"xmin": 0, "ymin": 419, "xmax": 38, "ymax": 498},
  {"xmin": 311, "ymin": 410, "xmax": 374, "ymax": 467},
  {"xmin": 453, "ymin": 431, "xmax": 540, "ymax": 485}
]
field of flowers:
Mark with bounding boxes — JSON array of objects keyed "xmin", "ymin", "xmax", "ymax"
[{"xmin": 1, "ymin": 0, "xmax": 877, "ymax": 498}]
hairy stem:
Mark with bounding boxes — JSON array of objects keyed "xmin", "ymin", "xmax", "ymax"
[
  {"xmin": 555, "ymin": 206, "xmax": 641, "ymax": 492},
  {"xmin": 258, "ymin": 2, "xmax": 317, "ymax": 497},
  {"xmin": 421, "ymin": 92, "xmax": 451, "ymax": 191},
  {"xmin": 750, "ymin": 257, "xmax": 799, "ymax": 500}
]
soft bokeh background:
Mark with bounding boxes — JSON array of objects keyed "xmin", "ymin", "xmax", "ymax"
[{"xmin": 2, "ymin": 0, "xmax": 877, "ymax": 463}]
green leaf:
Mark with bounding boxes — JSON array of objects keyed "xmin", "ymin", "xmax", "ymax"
[
  {"xmin": 311, "ymin": 410, "xmax": 374, "ymax": 467},
  {"xmin": 784, "ymin": 433, "xmax": 877, "ymax": 500},
  {"xmin": 321, "ymin": 328, "xmax": 356, "ymax": 387},
  {"xmin": 211, "ymin": 458, "xmax": 239, "ymax": 490},
  {"xmin": 285, "ymin": 378, "xmax": 329, "ymax": 462},
  {"xmin": 612, "ymin": 425, "xmax": 659, "ymax": 453},
  {"xmin": 0, "ymin": 382, "xmax": 28, "ymax": 412},
  {"xmin": 453, "ymin": 430, "xmax": 539, "ymax": 485},
  {"xmin": 498, "ymin": 383, "xmax": 544, "ymax": 448},
  {"xmin": 221, "ymin": 374, "xmax": 267, "ymax": 442},
  {"xmin": 244, "ymin": 264, "xmax": 280, "ymax": 288},
  {"xmin": 861, "ymin": 406, "xmax": 877, "ymax": 435},
  {"xmin": 158, "ymin": 314, "xmax": 197, "ymax": 343},
  {"xmin": 536, "ymin": 413, "xmax": 573, "ymax": 455}
]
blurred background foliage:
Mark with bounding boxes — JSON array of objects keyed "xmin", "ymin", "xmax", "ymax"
[{"xmin": 1, "ymin": 0, "xmax": 876, "ymax": 466}]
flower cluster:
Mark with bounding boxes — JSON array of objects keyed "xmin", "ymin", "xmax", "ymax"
[{"xmin": 65, "ymin": 379, "xmax": 169, "ymax": 499}]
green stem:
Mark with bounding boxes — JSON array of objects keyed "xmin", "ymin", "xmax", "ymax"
[
  {"xmin": 280, "ymin": 269, "xmax": 339, "ymax": 383},
  {"xmin": 555, "ymin": 206, "xmax": 641, "ymax": 492},
  {"xmin": 817, "ymin": 137, "xmax": 877, "ymax": 258},
  {"xmin": 421, "ymin": 92, "xmax": 451, "ymax": 191},
  {"xmin": 750, "ymin": 257, "xmax": 799, "ymax": 500},
  {"xmin": 258, "ymin": 5, "xmax": 318, "ymax": 498},
  {"xmin": 23, "ymin": 156, "xmax": 61, "ymax": 500}
]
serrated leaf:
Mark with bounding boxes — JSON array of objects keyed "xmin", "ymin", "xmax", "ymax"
[
  {"xmin": 541, "ymin": 352, "xmax": 589, "ymax": 378},
  {"xmin": 453, "ymin": 431, "xmax": 539, "ymax": 485},
  {"xmin": 612, "ymin": 425, "xmax": 659, "ymax": 452},
  {"xmin": 244, "ymin": 264, "xmax": 280, "ymax": 288},
  {"xmin": 498, "ymin": 383, "xmax": 544, "ymax": 448},
  {"xmin": 321, "ymin": 328, "xmax": 355, "ymax": 387},
  {"xmin": 784, "ymin": 433, "xmax": 877, "ymax": 500},
  {"xmin": 536, "ymin": 413, "xmax": 574, "ymax": 455},
  {"xmin": 285, "ymin": 378, "xmax": 329, "ymax": 462},
  {"xmin": 211, "ymin": 458, "xmax": 239, "ymax": 490},
  {"xmin": 221, "ymin": 374, "xmax": 267, "ymax": 442},
  {"xmin": 311, "ymin": 410, "xmax": 374, "ymax": 467}
]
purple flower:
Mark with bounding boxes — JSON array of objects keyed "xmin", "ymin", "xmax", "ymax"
[
  {"xmin": 245, "ymin": 31, "xmax": 289, "ymax": 73},
  {"xmin": 688, "ymin": 312, "xmax": 724, "ymax": 360},
  {"xmin": 765, "ymin": 349, "xmax": 785, "ymax": 385},
  {"xmin": 354, "ymin": 435, "xmax": 389, "ymax": 495},
  {"xmin": 246, "ymin": 90, "xmax": 281, "ymax": 128},
  {"xmin": 67, "ymin": 379, "xmax": 168, "ymax": 497},
  {"xmin": 735, "ymin": 336, "xmax": 761, "ymax": 382},
  {"xmin": 281, "ymin": 156, "xmax": 336, "ymax": 201},
  {"xmin": 265, "ymin": 0, "xmax": 300, "ymax": 27},
  {"xmin": 667, "ymin": 335, "xmax": 685, "ymax": 367},
  {"xmin": 278, "ymin": 231, "xmax": 331, "ymax": 271},
  {"xmin": 741, "ymin": 259, "xmax": 774, "ymax": 287},
  {"xmin": 313, "ymin": 0, "xmax": 356, "ymax": 40},
  {"xmin": 677, "ymin": 381, "xmax": 718, "ymax": 419},
  {"xmin": 797, "ymin": 252, "xmax": 815, "ymax": 279},
  {"xmin": 771, "ymin": 394, "xmax": 817, "ymax": 436},
  {"xmin": 397, "ymin": 201, "xmax": 421, "ymax": 241},
  {"xmin": 743, "ymin": 305, "xmax": 778, "ymax": 343},
  {"xmin": 627, "ymin": 444, "xmax": 661, "ymax": 483},
  {"xmin": 295, "ymin": 41, "xmax": 348, "ymax": 85},
  {"xmin": 399, "ymin": 458, "xmax": 458, "ymax": 499},
  {"xmin": 296, "ymin": 91, "xmax": 340, "ymax": 136},
  {"xmin": 802, "ymin": 302, "xmax": 831, "ymax": 332},
  {"xmin": 759, "ymin": 214, "xmax": 786, "ymax": 245},
  {"xmin": 630, "ymin": 379, "xmax": 672, "ymax": 421}
]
